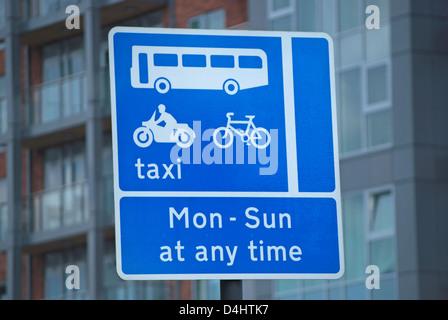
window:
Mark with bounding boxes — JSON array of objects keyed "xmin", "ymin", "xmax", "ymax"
[
  {"xmin": 32, "ymin": 141, "xmax": 87, "ymax": 232},
  {"xmin": 239, "ymin": 56, "xmax": 263, "ymax": 69},
  {"xmin": 33, "ymin": 35, "xmax": 86, "ymax": 125},
  {"xmin": 268, "ymin": 0, "xmax": 294, "ymax": 31},
  {"xmin": 211, "ymin": 55, "xmax": 234, "ymax": 68},
  {"xmin": 103, "ymin": 240, "xmax": 169, "ymax": 299},
  {"xmin": 296, "ymin": 0, "xmax": 316, "ymax": 31},
  {"xmin": 338, "ymin": 62, "xmax": 392, "ymax": 154},
  {"xmin": 44, "ymin": 247, "xmax": 87, "ymax": 300},
  {"xmin": 0, "ymin": 0, "xmax": 5, "ymax": 30},
  {"xmin": 182, "ymin": 54, "xmax": 207, "ymax": 68},
  {"xmin": 266, "ymin": 0, "xmax": 393, "ymax": 156},
  {"xmin": 153, "ymin": 53, "xmax": 178, "ymax": 67},
  {"xmin": 339, "ymin": 68, "xmax": 362, "ymax": 153},
  {"xmin": 189, "ymin": 8, "xmax": 225, "ymax": 29},
  {"xmin": 368, "ymin": 191, "xmax": 395, "ymax": 275},
  {"xmin": 367, "ymin": 65, "xmax": 388, "ymax": 104},
  {"xmin": 338, "ymin": 0, "xmax": 362, "ymax": 32},
  {"xmin": 274, "ymin": 188, "xmax": 396, "ymax": 300},
  {"xmin": 343, "ymin": 194, "xmax": 365, "ymax": 281},
  {"xmin": 195, "ymin": 280, "xmax": 220, "ymax": 300}
]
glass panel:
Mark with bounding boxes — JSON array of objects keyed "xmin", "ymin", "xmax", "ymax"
[
  {"xmin": 0, "ymin": 97, "xmax": 6, "ymax": 134},
  {"xmin": 67, "ymin": 37, "xmax": 84, "ymax": 75},
  {"xmin": 366, "ymin": 108, "xmax": 392, "ymax": 147},
  {"xmin": 367, "ymin": 65, "xmax": 388, "ymax": 104},
  {"xmin": 44, "ymin": 147, "xmax": 62, "ymax": 188},
  {"xmin": 277, "ymin": 280, "xmax": 299, "ymax": 292},
  {"xmin": 43, "ymin": 43, "xmax": 62, "ymax": 82},
  {"xmin": 346, "ymin": 283, "xmax": 366, "ymax": 300},
  {"xmin": 0, "ymin": 0, "xmax": 5, "ymax": 30},
  {"xmin": 366, "ymin": 24, "xmax": 390, "ymax": 61},
  {"xmin": 189, "ymin": 18, "xmax": 201, "ymax": 29},
  {"xmin": 339, "ymin": 0, "xmax": 362, "ymax": 31},
  {"xmin": 370, "ymin": 191, "xmax": 393, "ymax": 232},
  {"xmin": 0, "ymin": 204, "xmax": 7, "ymax": 242},
  {"xmin": 273, "ymin": 0, "xmax": 291, "ymax": 11},
  {"xmin": 297, "ymin": 0, "xmax": 316, "ymax": 31},
  {"xmin": 207, "ymin": 9, "xmax": 225, "ymax": 29},
  {"xmin": 304, "ymin": 290, "xmax": 323, "ymax": 300},
  {"xmin": 0, "ymin": 76, "xmax": 6, "ymax": 96},
  {"xmin": 370, "ymin": 237, "xmax": 395, "ymax": 274},
  {"xmin": 342, "ymin": 194, "xmax": 365, "ymax": 280},
  {"xmin": 72, "ymin": 142, "xmax": 85, "ymax": 182},
  {"xmin": 340, "ymin": 32, "xmax": 363, "ymax": 67},
  {"xmin": 339, "ymin": 68, "xmax": 362, "ymax": 153},
  {"xmin": 45, "ymin": 253, "xmax": 63, "ymax": 299},
  {"xmin": 41, "ymin": 82, "xmax": 61, "ymax": 123},
  {"xmin": 372, "ymin": 277, "xmax": 396, "ymax": 300},
  {"xmin": 322, "ymin": 0, "xmax": 337, "ymax": 34},
  {"xmin": 328, "ymin": 286, "xmax": 341, "ymax": 300},
  {"xmin": 42, "ymin": 190, "xmax": 61, "ymax": 230},
  {"xmin": 271, "ymin": 15, "xmax": 292, "ymax": 31},
  {"xmin": 303, "ymin": 279, "xmax": 322, "ymax": 288}
]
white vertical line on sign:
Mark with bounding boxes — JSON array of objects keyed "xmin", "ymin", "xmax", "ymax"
[{"xmin": 281, "ymin": 36, "xmax": 299, "ymax": 194}]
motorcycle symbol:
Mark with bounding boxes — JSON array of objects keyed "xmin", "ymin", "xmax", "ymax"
[{"xmin": 133, "ymin": 106, "xmax": 195, "ymax": 148}]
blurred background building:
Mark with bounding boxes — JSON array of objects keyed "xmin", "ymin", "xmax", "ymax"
[{"xmin": 0, "ymin": 0, "xmax": 447, "ymax": 300}]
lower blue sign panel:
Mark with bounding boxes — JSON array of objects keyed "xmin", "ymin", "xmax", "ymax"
[{"xmin": 118, "ymin": 196, "xmax": 342, "ymax": 279}]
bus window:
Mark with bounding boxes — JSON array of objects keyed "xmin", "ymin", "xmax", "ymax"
[
  {"xmin": 211, "ymin": 55, "xmax": 234, "ymax": 68},
  {"xmin": 239, "ymin": 56, "xmax": 263, "ymax": 69},
  {"xmin": 182, "ymin": 54, "xmax": 206, "ymax": 68},
  {"xmin": 139, "ymin": 53, "xmax": 149, "ymax": 83},
  {"xmin": 154, "ymin": 53, "xmax": 178, "ymax": 67}
]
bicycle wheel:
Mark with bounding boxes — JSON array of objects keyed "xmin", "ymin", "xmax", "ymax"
[
  {"xmin": 213, "ymin": 127, "xmax": 233, "ymax": 148},
  {"xmin": 133, "ymin": 127, "xmax": 154, "ymax": 148},
  {"xmin": 250, "ymin": 127, "xmax": 271, "ymax": 149}
]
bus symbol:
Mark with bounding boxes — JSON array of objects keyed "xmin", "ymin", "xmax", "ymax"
[{"xmin": 130, "ymin": 46, "xmax": 269, "ymax": 95}]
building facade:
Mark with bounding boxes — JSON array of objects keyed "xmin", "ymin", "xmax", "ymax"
[
  {"xmin": 0, "ymin": 0, "xmax": 246, "ymax": 300},
  {"xmin": 245, "ymin": 0, "xmax": 448, "ymax": 299}
]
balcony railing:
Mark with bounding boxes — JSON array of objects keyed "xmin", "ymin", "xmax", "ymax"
[
  {"xmin": 24, "ymin": 181, "xmax": 88, "ymax": 234},
  {"xmin": 0, "ymin": 96, "xmax": 6, "ymax": 135},
  {"xmin": 29, "ymin": 72, "xmax": 87, "ymax": 126}
]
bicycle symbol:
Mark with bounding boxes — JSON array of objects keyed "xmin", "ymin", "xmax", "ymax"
[{"xmin": 212, "ymin": 113, "xmax": 271, "ymax": 149}]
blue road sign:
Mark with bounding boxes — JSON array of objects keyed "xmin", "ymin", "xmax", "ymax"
[{"xmin": 109, "ymin": 27, "xmax": 343, "ymax": 280}]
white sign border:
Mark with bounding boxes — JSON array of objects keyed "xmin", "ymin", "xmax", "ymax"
[{"xmin": 109, "ymin": 27, "xmax": 344, "ymax": 280}]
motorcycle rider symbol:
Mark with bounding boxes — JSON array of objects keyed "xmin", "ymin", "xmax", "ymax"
[{"xmin": 133, "ymin": 104, "xmax": 195, "ymax": 148}]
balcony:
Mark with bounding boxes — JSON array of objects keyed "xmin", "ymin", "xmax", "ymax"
[
  {"xmin": 28, "ymin": 72, "xmax": 87, "ymax": 127},
  {"xmin": 24, "ymin": 181, "xmax": 88, "ymax": 235},
  {"xmin": 20, "ymin": 0, "xmax": 168, "ymax": 46}
]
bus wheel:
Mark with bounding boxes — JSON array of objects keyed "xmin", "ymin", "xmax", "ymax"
[
  {"xmin": 155, "ymin": 78, "xmax": 171, "ymax": 94},
  {"xmin": 224, "ymin": 79, "xmax": 239, "ymax": 95}
]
